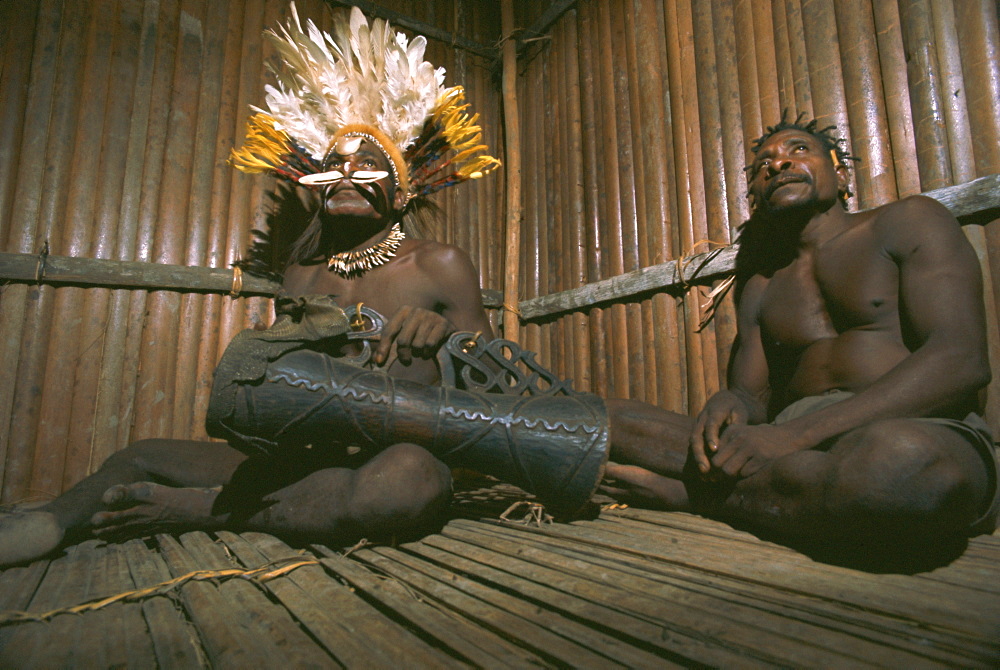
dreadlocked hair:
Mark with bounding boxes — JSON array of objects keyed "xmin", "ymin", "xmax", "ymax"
[{"xmin": 745, "ymin": 110, "xmax": 859, "ymax": 203}]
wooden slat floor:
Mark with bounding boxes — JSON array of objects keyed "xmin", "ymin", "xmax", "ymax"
[{"xmin": 1, "ymin": 483, "xmax": 998, "ymax": 668}]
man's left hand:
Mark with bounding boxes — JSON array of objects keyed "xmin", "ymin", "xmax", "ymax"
[
  {"xmin": 374, "ymin": 305, "xmax": 455, "ymax": 365},
  {"xmin": 709, "ymin": 424, "xmax": 810, "ymax": 478}
]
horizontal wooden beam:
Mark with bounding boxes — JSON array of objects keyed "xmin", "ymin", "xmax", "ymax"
[
  {"xmin": 325, "ymin": 0, "xmax": 496, "ymax": 60},
  {"xmin": 517, "ymin": 173, "xmax": 1000, "ymax": 321},
  {"xmin": 0, "ymin": 250, "xmax": 505, "ymax": 308},
  {"xmin": 0, "ymin": 175, "xmax": 992, "ymax": 318},
  {"xmin": 521, "ymin": 0, "xmax": 576, "ymax": 42},
  {"xmin": 0, "ymin": 253, "xmax": 280, "ymax": 296}
]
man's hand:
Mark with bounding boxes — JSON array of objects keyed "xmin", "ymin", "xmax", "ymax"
[
  {"xmin": 690, "ymin": 390, "xmax": 751, "ymax": 475},
  {"xmin": 374, "ymin": 305, "xmax": 455, "ymax": 366},
  {"xmin": 709, "ymin": 423, "xmax": 808, "ymax": 478}
]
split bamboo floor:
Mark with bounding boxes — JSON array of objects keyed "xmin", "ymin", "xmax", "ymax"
[{"xmin": 0, "ymin": 483, "xmax": 998, "ymax": 668}]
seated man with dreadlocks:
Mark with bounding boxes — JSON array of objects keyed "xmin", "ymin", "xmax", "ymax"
[
  {"xmin": 0, "ymin": 6, "xmax": 515, "ymax": 566},
  {"xmin": 601, "ymin": 114, "xmax": 998, "ymax": 550}
]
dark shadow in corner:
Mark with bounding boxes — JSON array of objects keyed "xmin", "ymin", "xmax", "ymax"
[{"xmin": 234, "ymin": 183, "xmax": 319, "ymax": 282}]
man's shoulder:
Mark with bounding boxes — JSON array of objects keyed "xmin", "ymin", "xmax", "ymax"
[
  {"xmin": 407, "ymin": 237, "xmax": 466, "ymax": 258},
  {"xmin": 866, "ymin": 194, "xmax": 955, "ymax": 227},
  {"xmin": 404, "ymin": 238, "xmax": 476, "ymax": 271},
  {"xmin": 860, "ymin": 194, "xmax": 975, "ymax": 265}
]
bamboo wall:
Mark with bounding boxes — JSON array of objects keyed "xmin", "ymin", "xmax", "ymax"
[
  {"xmin": 0, "ymin": 0, "xmax": 502, "ymax": 504},
  {"xmin": 2, "ymin": 0, "xmax": 999, "ymax": 502},
  {"xmin": 510, "ymin": 0, "xmax": 1000, "ymax": 429}
]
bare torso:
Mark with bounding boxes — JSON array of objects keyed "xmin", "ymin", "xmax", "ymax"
[{"xmin": 755, "ymin": 206, "xmax": 921, "ymax": 408}]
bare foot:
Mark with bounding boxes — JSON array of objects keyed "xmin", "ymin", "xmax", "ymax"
[
  {"xmin": 600, "ymin": 462, "xmax": 692, "ymax": 510},
  {"xmin": 90, "ymin": 482, "xmax": 226, "ymax": 539},
  {"xmin": 0, "ymin": 508, "xmax": 64, "ymax": 567}
]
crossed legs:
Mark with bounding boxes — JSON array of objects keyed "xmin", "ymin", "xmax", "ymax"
[
  {"xmin": 0, "ymin": 439, "xmax": 452, "ymax": 567},
  {"xmin": 603, "ymin": 399, "xmax": 993, "ymax": 543}
]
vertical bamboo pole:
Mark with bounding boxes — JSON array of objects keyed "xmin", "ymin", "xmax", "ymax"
[
  {"xmin": 871, "ymin": 1, "xmax": 920, "ymax": 198},
  {"xmin": 640, "ymin": 0, "xmax": 686, "ymax": 411},
  {"xmin": 834, "ymin": 0, "xmax": 897, "ymax": 208},
  {"xmin": 623, "ymin": 0, "xmax": 658, "ymax": 404},
  {"xmin": 664, "ymin": 0, "xmax": 708, "ymax": 414},
  {"xmin": 238, "ymin": 1, "xmax": 285, "ymax": 337},
  {"xmin": 189, "ymin": 0, "xmax": 246, "ymax": 444},
  {"xmin": 173, "ymin": 0, "xmax": 229, "ymax": 440},
  {"xmin": 8, "ymin": 0, "xmax": 88, "ymax": 503},
  {"xmin": 93, "ymin": 0, "xmax": 163, "ymax": 464},
  {"xmin": 50, "ymin": 0, "xmax": 121, "ymax": 491},
  {"xmin": 591, "ymin": 2, "xmax": 617, "ymax": 396},
  {"xmin": 551, "ymin": 18, "xmax": 575, "ymax": 385},
  {"xmin": 114, "ymin": 0, "xmax": 182, "ymax": 449},
  {"xmin": 732, "ymin": 0, "xmax": 762, "ymax": 176},
  {"xmin": 0, "ymin": 0, "xmax": 55, "ymax": 501},
  {"xmin": 800, "ymin": 0, "xmax": 848, "ymax": 141},
  {"xmin": 217, "ymin": 0, "xmax": 267, "ymax": 387},
  {"xmin": 577, "ymin": 3, "xmax": 608, "ymax": 397},
  {"xmin": 609, "ymin": 1, "xmax": 646, "ymax": 400},
  {"xmin": 769, "ymin": 0, "xmax": 796, "ymax": 114},
  {"xmin": 782, "ymin": 0, "xmax": 814, "ymax": 118},
  {"xmin": 84, "ymin": 0, "xmax": 146, "ymax": 470},
  {"xmin": 449, "ymin": 2, "xmax": 469, "ymax": 256},
  {"xmin": 519, "ymin": 37, "xmax": 540, "ymax": 363},
  {"xmin": 748, "ymin": 0, "xmax": 779, "ymax": 128},
  {"xmin": 707, "ymin": 0, "xmax": 746, "ymax": 237},
  {"xmin": 132, "ymin": 0, "xmax": 201, "ymax": 441},
  {"xmin": 897, "ymin": 0, "xmax": 952, "ymax": 190},
  {"xmin": 690, "ymin": 0, "xmax": 728, "ymax": 395},
  {"xmin": 680, "ymin": 0, "xmax": 717, "ymax": 410},
  {"xmin": 929, "ymin": 0, "xmax": 974, "ymax": 184},
  {"xmin": 500, "ymin": 0, "xmax": 522, "ymax": 343},
  {"xmin": 561, "ymin": 10, "xmax": 592, "ymax": 392},
  {"xmin": 27, "ymin": 0, "xmax": 99, "ymax": 500},
  {"xmin": 954, "ymin": 0, "xmax": 1000, "ymax": 179},
  {"xmin": 0, "ymin": 2, "xmax": 38, "ymax": 241},
  {"xmin": 596, "ymin": 0, "xmax": 631, "ymax": 399},
  {"xmin": 485, "ymin": 5, "xmax": 504, "ymax": 311},
  {"xmin": 540, "ymin": 48, "xmax": 557, "ymax": 374},
  {"xmin": 707, "ymin": 0, "xmax": 742, "ymax": 385}
]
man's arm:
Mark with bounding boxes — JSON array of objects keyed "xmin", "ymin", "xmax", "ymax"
[
  {"xmin": 374, "ymin": 243, "xmax": 494, "ymax": 365},
  {"xmin": 690, "ymin": 274, "xmax": 772, "ymax": 473}
]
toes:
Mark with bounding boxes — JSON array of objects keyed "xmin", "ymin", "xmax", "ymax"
[
  {"xmin": 101, "ymin": 484, "xmax": 130, "ymax": 506},
  {"xmin": 101, "ymin": 482, "xmax": 156, "ymax": 507},
  {"xmin": 90, "ymin": 509, "xmax": 126, "ymax": 528}
]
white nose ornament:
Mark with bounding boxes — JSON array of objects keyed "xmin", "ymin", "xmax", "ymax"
[{"xmin": 298, "ymin": 170, "xmax": 389, "ymax": 186}]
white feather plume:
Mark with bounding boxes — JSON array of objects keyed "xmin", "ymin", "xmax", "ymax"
[{"xmin": 259, "ymin": 3, "xmax": 445, "ymax": 160}]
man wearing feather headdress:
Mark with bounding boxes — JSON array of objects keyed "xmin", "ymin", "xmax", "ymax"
[{"xmin": 0, "ymin": 4, "xmax": 517, "ymax": 566}]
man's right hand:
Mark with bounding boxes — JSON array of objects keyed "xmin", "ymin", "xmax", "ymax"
[
  {"xmin": 690, "ymin": 390, "xmax": 751, "ymax": 475},
  {"xmin": 373, "ymin": 305, "xmax": 456, "ymax": 366}
]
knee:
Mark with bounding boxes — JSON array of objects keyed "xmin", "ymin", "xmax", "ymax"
[
  {"xmin": 350, "ymin": 444, "xmax": 453, "ymax": 528},
  {"xmin": 829, "ymin": 420, "xmax": 983, "ymax": 534},
  {"xmin": 382, "ymin": 443, "xmax": 453, "ymax": 507},
  {"xmin": 101, "ymin": 438, "xmax": 172, "ymax": 471}
]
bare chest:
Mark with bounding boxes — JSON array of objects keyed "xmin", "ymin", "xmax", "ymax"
[
  {"xmin": 282, "ymin": 260, "xmax": 437, "ymax": 318},
  {"xmin": 758, "ymin": 231, "xmax": 899, "ymax": 349}
]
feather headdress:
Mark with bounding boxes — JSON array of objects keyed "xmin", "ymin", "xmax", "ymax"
[{"xmin": 231, "ymin": 2, "xmax": 500, "ymax": 212}]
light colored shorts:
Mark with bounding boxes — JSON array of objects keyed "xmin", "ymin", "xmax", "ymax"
[{"xmin": 775, "ymin": 390, "xmax": 999, "ymax": 536}]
